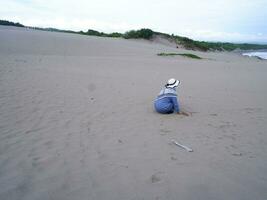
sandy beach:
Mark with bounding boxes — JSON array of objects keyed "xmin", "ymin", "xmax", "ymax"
[{"xmin": 1, "ymin": 25, "xmax": 267, "ymax": 200}]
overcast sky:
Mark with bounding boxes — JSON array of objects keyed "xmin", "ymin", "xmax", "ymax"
[{"xmin": 1, "ymin": 0, "xmax": 267, "ymax": 43}]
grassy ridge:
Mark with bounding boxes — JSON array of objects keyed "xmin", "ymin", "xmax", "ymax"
[
  {"xmin": 157, "ymin": 53, "xmax": 202, "ymax": 59},
  {"xmin": 175, "ymin": 37, "xmax": 267, "ymax": 51},
  {"xmin": 154, "ymin": 31, "xmax": 267, "ymax": 51},
  {"xmin": 1, "ymin": 19, "xmax": 267, "ymax": 52}
]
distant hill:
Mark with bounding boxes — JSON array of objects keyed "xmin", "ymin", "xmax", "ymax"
[
  {"xmin": 0, "ymin": 19, "xmax": 24, "ymax": 27},
  {"xmin": 1, "ymin": 19, "xmax": 267, "ymax": 52},
  {"xmin": 153, "ymin": 31, "xmax": 267, "ymax": 51}
]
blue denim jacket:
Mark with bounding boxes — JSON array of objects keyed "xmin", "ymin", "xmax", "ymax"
[{"xmin": 154, "ymin": 87, "xmax": 179, "ymax": 113}]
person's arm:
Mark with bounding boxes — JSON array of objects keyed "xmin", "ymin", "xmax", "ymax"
[{"xmin": 170, "ymin": 96, "xmax": 179, "ymax": 113}]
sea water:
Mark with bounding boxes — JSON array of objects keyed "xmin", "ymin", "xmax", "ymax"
[{"xmin": 242, "ymin": 52, "xmax": 267, "ymax": 60}]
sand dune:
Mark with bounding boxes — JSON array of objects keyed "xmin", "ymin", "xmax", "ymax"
[{"xmin": 0, "ymin": 25, "xmax": 267, "ymax": 200}]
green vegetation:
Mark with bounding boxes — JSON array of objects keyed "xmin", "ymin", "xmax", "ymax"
[
  {"xmin": 174, "ymin": 37, "xmax": 267, "ymax": 51},
  {"xmin": 34, "ymin": 28, "xmax": 123, "ymax": 38},
  {"xmin": 123, "ymin": 29, "xmax": 153, "ymax": 39},
  {"xmin": 175, "ymin": 36, "xmax": 210, "ymax": 51},
  {"xmin": 0, "ymin": 19, "xmax": 24, "ymax": 27},
  {"xmin": 34, "ymin": 27, "xmax": 77, "ymax": 34},
  {"xmin": 157, "ymin": 53, "xmax": 180, "ymax": 56},
  {"xmin": 1, "ymin": 19, "xmax": 267, "ymax": 52},
  {"xmin": 157, "ymin": 52, "xmax": 202, "ymax": 59},
  {"xmin": 108, "ymin": 32, "xmax": 123, "ymax": 38},
  {"xmin": 79, "ymin": 29, "xmax": 122, "ymax": 38},
  {"xmin": 86, "ymin": 29, "xmax": 104, "ymax": 36},
  {"xmin": 178, "ymin": 53, "xmax": 202, "ymax": 59},
  {"xmin": 154, "ymin": 32, "xmax": 267, "ymax": 51}
]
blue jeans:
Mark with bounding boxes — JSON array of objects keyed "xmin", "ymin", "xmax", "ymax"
[{"xmin": 154, "ymin": 100, "xmax": 174, "ymax": 114}]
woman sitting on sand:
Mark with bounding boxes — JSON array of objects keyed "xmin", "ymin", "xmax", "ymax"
[{"xmin": 154, "ymin": 78, "xmax": 181, "ymax": 114}]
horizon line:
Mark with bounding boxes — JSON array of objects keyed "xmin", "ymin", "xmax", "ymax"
[{"xmin": 1, "ymin": 18, "xmax": 267, "ymax": 45}]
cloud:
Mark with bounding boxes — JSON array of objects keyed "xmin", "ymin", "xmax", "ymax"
[
  {"xmin": 21, "ymin": 18, "xmax": 143, "ymax": 32},
  {"xmin": 179, "ymin": 29, "xmax": 267, "ymax": 43},
  {"xmin": 1, "ymin": 0, "xmax": 267, "ymax": 43}
]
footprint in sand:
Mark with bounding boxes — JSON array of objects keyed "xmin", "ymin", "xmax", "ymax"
[
  {"xmin": 170, "ymin": 156, "xmax": 177, "ymax": 160},
  {"xmin": 210, "ymin": 113, "xmax": 218, "ymax": 116},
  {"xmin": 216, "ymin": 121, "xmax": 237, "ymax": 133},
  {"xmin": 151, "ymin": 172, "xmax": 164, "ymax": 183},
  {"xmin": 179, "ymin": 111, "xmax": 192, "ymax": 116},
  {"xmin": 44, "ymin": 140, "xmax": 53, "ymax": 149},
  {"xmin": 232, "ymin": 153, "xmax": 242, "ymax": 156},
  {"xmin": 86, "ymin": 121, "xmax": 93, "ymax": 135},
  {"xmin": 15, "ymin": 59, "xmax": 27, "ymax": 63},
  {"xmin": 244, "ymin": 107, "xmax": 262, "ymax": 114},
  {"xmin": 159, "ymin": 129, "xmax": 171, "ymax": 135}
]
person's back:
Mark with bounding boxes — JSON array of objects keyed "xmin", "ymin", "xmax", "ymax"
[{"xmin": 154, "ymin": 78, "xmax": 180, "ymax": 114}]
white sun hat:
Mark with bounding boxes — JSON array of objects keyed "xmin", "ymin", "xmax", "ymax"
[{"xmin": 166, "ymin": 78, "xmax": 180, "ymax": 88}]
